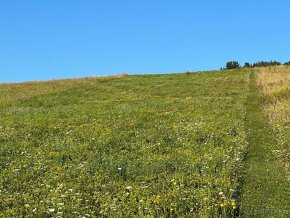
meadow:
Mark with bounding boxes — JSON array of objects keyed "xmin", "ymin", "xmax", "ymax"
[
  {"xmin": 0, "ymin": 68, "xmax": 288, "ymax": 217},
  {"xmin": 257, "ymin": 67, "xmax": 290, "ymax": 177}
]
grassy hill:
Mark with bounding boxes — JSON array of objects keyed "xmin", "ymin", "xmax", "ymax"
[{"xmin": 0, "ymin": 67, "xmax": 289, "ymax": 217}]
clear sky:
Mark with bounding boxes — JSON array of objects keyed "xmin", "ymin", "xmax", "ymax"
[{"xmin": 1, "ymin": 0, "xmax": 290, "ymax": 83}]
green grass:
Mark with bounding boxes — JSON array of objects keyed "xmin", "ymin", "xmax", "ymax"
[
  {"xmin": 0, "ymin": 70, "xmax": 288, "ymax": 217},
  {"xmin": 0, "ymin": 71, "xmax": 249, "ymax": 217},
  {"xmin": 240, "ymin": 72, "xmax": 290, "ymax": 217}
]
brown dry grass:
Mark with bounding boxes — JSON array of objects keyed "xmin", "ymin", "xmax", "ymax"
[
  {"xmin": 256, "ymin": 66, "xmax": 290, "ymax": 124},
  {"xmin": 256, "ymin": 66, "xmax": 290, "ymax": 177},
  {"xmin": 257, "ymin": 66, "xmax": 290, "ymax": 95}
]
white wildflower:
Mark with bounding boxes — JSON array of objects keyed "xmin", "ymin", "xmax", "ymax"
[{"xmin": 48, "ymin": 208, "xmax": 55, "ymax": 213}]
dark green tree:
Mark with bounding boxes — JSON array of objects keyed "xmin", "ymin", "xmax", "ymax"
[
  {"xmin": 225, "ymin": 61, "xmax": 241, "ymax": 70},
  {"xmin": 244, "ymin": 62, "xmax": 251, "ymax": 68},
  {"xmin": 252, "ymin": 60, "xmax": 281, "ymax": 67}
]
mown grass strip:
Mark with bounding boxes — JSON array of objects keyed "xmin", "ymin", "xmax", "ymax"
[{"xmin": 240, "ymin": 72, "xmax": 290, "ymax": 217}]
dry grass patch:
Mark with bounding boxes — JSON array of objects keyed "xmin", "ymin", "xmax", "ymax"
[
  {"xmin": 0, "ymin": 74, "xmax": 126, "ymax": 106},
  {"xmin": 256, "ymin": 66, "xmax": 290, "ymax": 178}
]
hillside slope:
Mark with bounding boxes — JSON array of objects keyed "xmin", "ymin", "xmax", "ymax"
[{"xmin": 0, "ymin": 68, "xmax": 289, "ymax": 217}]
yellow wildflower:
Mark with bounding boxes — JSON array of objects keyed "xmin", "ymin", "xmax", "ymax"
[{"xmin": 231, "ymin": 201, "xmax": 236, "ymax": 209}]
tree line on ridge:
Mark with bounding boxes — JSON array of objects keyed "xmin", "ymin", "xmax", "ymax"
[{"xmin": 221, "ymin": 60, "xmax": 290, "ymax": 70}]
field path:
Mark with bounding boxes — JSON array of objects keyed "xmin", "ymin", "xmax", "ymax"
[{"xmin": 240, "ymin": 72, "xmax": 290, "ymax": 217}]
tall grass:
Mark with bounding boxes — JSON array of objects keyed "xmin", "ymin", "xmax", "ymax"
[{"xmin": 256, "ymin": 66, "xmax": 290, "ymax": 178}]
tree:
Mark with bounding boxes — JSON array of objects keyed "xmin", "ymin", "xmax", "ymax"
[
  {"xmin": 244, "ymin": 62, "xmax": 251, "ymax": 68},
  {"xmin": 252, "ymin": 60, "xmax": 281, "ymax": 67},
  {"xmin": 226, "ymin": 61, "xmax": 241, "ymax": 70},
  {"xmin": 284, "ymin": 61, "xmax": 290, "ymax": 65}
]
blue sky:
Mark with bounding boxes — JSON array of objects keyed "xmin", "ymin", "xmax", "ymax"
[{"xmin": 1, "ymin": 0, "xmax": 290, "ymax": 83}]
